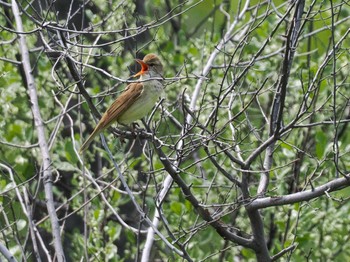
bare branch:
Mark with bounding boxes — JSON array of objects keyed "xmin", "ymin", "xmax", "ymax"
[
  {"xmin": 0, "ymin": 242, "xmax": 17, "ymax": 262},
  {"xmin": 271, "ymin": 244, "xmax": 297, "ymax": 261},
  {"xmin": 248, "ymin": 173, "xmax": 350, "ymax": 210},
  {"xmin": 11, "ymin": 0, "xmax": 65, "ymax": 260}
]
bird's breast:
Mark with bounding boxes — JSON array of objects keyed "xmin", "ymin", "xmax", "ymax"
[{"xmin": 117, "ymin": 80, "xmax": 163, "ymax": 125}]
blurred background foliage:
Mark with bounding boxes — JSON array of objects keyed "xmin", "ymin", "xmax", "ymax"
[{"xmin": 1, "ymin": 0, "xmax": 350, "ymax": 261}]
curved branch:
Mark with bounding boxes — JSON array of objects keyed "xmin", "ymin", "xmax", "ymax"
[
  {"xmin": 248, "ymin": 174, "xmax": 350, "ymax": 210},
  {"xmin": 153, "ymin": 139, "xmax": 254, "ymax": 248}
]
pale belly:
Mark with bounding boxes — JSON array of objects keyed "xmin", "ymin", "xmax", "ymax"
[{"xmin": 117, "ymin": 80, "xmax": 163, "ymax": 125}]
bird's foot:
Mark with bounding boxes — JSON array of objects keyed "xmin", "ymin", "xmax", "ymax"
[{"xmin": 131, "ymin": 122, "xmax": 144, "ymax": 135}]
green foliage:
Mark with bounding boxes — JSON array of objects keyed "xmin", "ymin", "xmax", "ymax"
[{"xmin": 1, "ymin": 0, "xmax": 350, "ymax": 261}]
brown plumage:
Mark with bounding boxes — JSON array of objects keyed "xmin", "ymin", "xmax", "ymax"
[{"xmin": 79, "ymin": 54, "xmax": 163, "ymax": 153}]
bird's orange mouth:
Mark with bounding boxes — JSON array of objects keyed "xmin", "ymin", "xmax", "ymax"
[{"xmin": 133, "ymin": 59, "xmax": 149, "ymax": 77}]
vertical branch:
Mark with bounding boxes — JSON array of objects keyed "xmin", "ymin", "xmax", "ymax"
[
  {"xmin": 141, "ymin": 175, "xmax": 173, "ymax": 262},
  {"xmin": 242, "ymin": 2, "xmax": 306, "ymax": 261},
  {"xmin": 141, "ymin": 3, "xmax": 251, "ymax": 260},
  {"xmin": 241, "ymin": 171, "xmax": 270, "ymax": 262},
  {"xmin": 329, "ymin": 0, "xmax": 340, "ymax": 177},
  {"xmin": 11, "ymin": 0, "xmax": 66, "ymax": 261},
  {"xmin": 258, "ymin": 0, "xmax": 305, "ymax": 195}
]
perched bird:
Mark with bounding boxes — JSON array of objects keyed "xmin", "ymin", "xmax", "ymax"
[{"xmin": 79, "ymin": 53, "xmax": 164, "ymax": 153}]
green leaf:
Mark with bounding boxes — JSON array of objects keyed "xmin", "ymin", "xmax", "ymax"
[
  {"xmin": 16, "ymin": 219, "xmax": 27, "ymax": 231},
  {"xmin": 58, "ymin": 162, "xmax": 76, "ymax": 172},
  {"xmin": 315, "ymin": 131, "xmax": 328, "ymax": 158},
  {"xmin": 241, "ymin": 248, "xmax": 255, "ymax": 258},
  {"xmin": 65, "ymin": 140, "xmax": 78, "ymax": 164},
  {"xmin": 281, "ymin": 141, "xmax": 293, "ymax": 150},
  {"xmin": 170, "ymin": 202, "xmax": 183, "ymax": 215}
]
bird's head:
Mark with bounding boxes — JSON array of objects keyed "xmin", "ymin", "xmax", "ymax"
[{"xmin": 133, "ymin": 54, "xmax": 163, "ymax": 78}]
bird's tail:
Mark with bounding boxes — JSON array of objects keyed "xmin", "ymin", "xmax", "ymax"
[{"xmin": 79, "ymin": 126, "xmax": 102, "ymax": 154}]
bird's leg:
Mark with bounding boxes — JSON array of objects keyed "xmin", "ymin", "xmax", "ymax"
[
  {"xmin": 132, "ymin": 122, "xmax": 146, "ymax": 135},
  {"xmin": 112, "ymin": 127, "xmax": 126, "ymax": 144},
  {"xmin": 119, "ymin": 135, "xmax": 126, "ymax": 144},
  {"xmin": 132, "ymin": 122, "xmax": 140, "ymax": 131}
]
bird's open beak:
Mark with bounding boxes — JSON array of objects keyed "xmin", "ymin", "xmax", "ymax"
[{"xmin": 133, "ymin": 59, "xmax": 149, "ymax": 77}]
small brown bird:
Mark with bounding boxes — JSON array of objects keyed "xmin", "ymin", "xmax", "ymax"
[{"xmin": 79, "ymin": 54, "xmax": 164, "ymax": 153}]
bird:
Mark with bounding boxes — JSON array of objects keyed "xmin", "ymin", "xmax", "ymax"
[{"xmin": 79, "ymin": 53, "xmax": 164, "ymax": 153}]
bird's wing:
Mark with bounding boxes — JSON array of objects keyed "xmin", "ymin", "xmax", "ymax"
[
  {"xmin": 79, "ymin": 83, "xmax": 144, "ymax": 153},
  {"xmin": 99, "ymin": 82, "xmax": 144, "ymax": 128}
]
